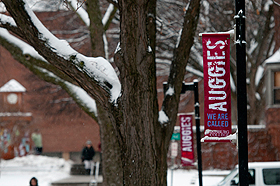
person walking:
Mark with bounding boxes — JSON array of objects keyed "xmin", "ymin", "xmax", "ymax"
[
  {"xmin": 81, "ymin": 140, "xmax": 95, "ymax": 175},
  {"xmin": 29, "ymin": 177, "xmax": 38, "ymax": 186},
  {"xmin": 31, "ymin": 129, "xmax": 43, "ymax": 155}
]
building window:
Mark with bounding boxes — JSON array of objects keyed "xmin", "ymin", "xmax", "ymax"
[{"xmin": 274, "ymin": 71, "xmax": 280, "ymax": 104}]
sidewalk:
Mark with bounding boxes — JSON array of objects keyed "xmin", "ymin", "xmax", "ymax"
[{"xmin": 51, "ymin": 175, "xmax": 103, "ymax": 186}]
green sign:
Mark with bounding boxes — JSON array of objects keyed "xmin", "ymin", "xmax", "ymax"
[{"xmin": 171, "ymin": 133, "xmax": 180, "ymax": 141}]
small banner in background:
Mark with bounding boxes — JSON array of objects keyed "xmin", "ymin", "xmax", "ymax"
[
  {"xmin": 202, "ymin": 34, "xmax": 231, "ymax": 142},
  {"xmin": 179, "ymin": 114, "xmax": 194, "ymax": 166}
]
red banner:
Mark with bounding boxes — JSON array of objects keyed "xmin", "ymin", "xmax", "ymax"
[
  {"xmin": 202, "ymin": 34, "xmax": 231, "ymax": 142},
  {"xmin": 179, "ymin": 114, "xmax": 194, "ymax": 166}
]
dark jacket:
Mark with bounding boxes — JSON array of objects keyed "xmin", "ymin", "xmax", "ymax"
[{"xmin": 81, "ymin": 146, "xmax": 95, "ymax": 161}]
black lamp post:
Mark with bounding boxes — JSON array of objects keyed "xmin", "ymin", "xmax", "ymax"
[
  {"xmin": 181, "ymin": 80, "xmax": 203, "ymax": 186},
  {"xmin": 163, "ymin": 79, "xmax": 203, "ymax": 186},
  {"xmin": 235, "ymin": 0, "xmax": 249, "ymax": 185}
]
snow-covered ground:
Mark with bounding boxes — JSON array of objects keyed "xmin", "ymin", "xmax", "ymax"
[
  {"xmin": 167, "ymin": 169, "xmax": 229, "ymax": 186},
  {"xmin": 0, "ymin": 155, "xmax": 72, "ymax": 186},
  {"xmin": 0, "ymin": 155, "xmax": 228, "ymax": 186}
]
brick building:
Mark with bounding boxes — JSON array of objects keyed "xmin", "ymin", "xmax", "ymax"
[
  {"xmin": 0, "ymin": 11, "xmax": 100, "ymax": 161},
  {"xmin": 0, "ymin": 3, "xmax": 280, "ymax": 170}
]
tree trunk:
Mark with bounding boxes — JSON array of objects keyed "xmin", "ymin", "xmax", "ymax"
[
  {"xmin": 86, "ymin": 0, "xmax": 105, "ymax": 57},
  {"xmin": 1, "ymin": 0, "xmax": 201, "ymax": 185},
  {"xmin": 114, "ymin": 54, "xmax": 167, "ymax": 185},
  {"xmin": 97, "ymin": 104, "xmax": 123, "ymax": 185},
  {"xmin": 112, "ymin": 1, "xmax": 169, "ymax": 185}
]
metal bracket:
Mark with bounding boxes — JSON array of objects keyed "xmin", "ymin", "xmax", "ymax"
[{"xmin": 234, "ymin": 9, "xmax": 246, "ymax": 46}]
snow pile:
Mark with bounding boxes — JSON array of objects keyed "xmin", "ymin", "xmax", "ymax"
[
  {"xmin": 0, "ymin": 155, "xmax": 72, "ymax": 171},
  {"xmin": 0, "ymin": 155, "xmax": 73, "ymax": 186}
]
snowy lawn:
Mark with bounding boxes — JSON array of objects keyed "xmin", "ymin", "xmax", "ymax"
[
  {"xmin": 0, "ymin": 155, "xmax": 228, "ymax": 186},
  {"xmin": 0, "ymin": 155, "xmax": 72, "ymax": 186}
]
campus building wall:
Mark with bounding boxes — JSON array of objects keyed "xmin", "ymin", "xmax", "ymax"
[
  {"xmin": 168, "ymin": 126, "xmax": 279, "ymax": 170},
  {"xmin": 0, "ymin": 45, "xmax": 100, "ymax": 161},
  {"xmin": 1, "ymin": 9, "xmax": 280, "ymax": 168}
]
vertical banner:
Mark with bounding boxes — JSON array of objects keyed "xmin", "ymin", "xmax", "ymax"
[
  {"xmin": 202, "ymin": 34, "xmax": 231, "ymax": 142},
  {"xmin": 179, "ymin": 114, "xmax": 194, "ymax": 166},
  {"xmin": 170, "ymin": 141, "xmax": 178, "ymax": 158}
]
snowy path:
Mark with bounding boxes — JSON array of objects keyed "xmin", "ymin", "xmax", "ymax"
[{"xmin": 0, "ymin": 155, "xmax": 228, "ymax": 186}]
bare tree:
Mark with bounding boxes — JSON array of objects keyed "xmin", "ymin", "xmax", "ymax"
[
  {"xmin": 150, "ymin": 0, "xmax": 276, "ymax": 125},
  {"xmin": 189, "ymin": 0, "xmax": 276, "ymax": 125},
  {"xmin": 0, "ymin": 0, "xmax": 200, "ymax": 185}
]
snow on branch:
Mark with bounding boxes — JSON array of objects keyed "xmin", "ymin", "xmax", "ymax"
[
  {"xmin": 35, "ymin": 66, "xmax": 98, "ymax": 116},
  {"xmin": 165, "ymin": 86, "xmax": 174, "ymax": 96},
  {"xmin": 255, "ymin": 66, "xmax": 264, "ymax": 86},
  {"xmin": 67, "ymin": 1, "xmax": 115, "ymax": 29},
  {"xmin": 64, "ymin": 1, "xmax": 112, "ymax": 61},
  {"xmin": 20, "ymin": 0, "xmax": 121, "ymax": 103},
  {"xmin": 230, "ymin": 74, "xmax": 236, "ymax": 92},
  {"xmin": 0, "ymin": 13, "xmax": 17, "ymax": 27},
  {"xmin": 185, "ymin": 65, "xmax": 203, "ymax": 77},
  {"xmin": 158, "ymin": 110, "xmax": 169, "ymax": 126},
  {"xmin": 0, "ymin": 27, "xmax": 47, "ymax": 62},
  {"xmin": 102, "ymin": 4, "xmax": 114, "ymax": 26},
  {"xmin": 107, "ymin": 0, "xmax": 118, "ymax": 8},
  {"xmin": 68, "ymin": 0, "xmax": 90, "ymax": 26},
  {"xmin": 0, "ymin": 27, "xmax": 98, "ymax": 117},
  {"xmin": 66, "ymin": 81, "xmax": 97, "ymax": 115},
  {"xmin": 273, "ymin": 0, "xmax": 280, "ymax": 7}
]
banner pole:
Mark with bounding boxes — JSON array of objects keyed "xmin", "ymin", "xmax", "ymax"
[
  {"xmin": 171, "ymin": 158, "xmax": 174, "ymax": 186},
  {"xmin": 194, "ymin": 79, "xmax": 203, "ymax": 186},
  {"xmin": 235, "ymin": 0, "xmax": 248, "ymax": 185}
]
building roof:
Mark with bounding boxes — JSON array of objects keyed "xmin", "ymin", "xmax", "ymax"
[
  {"xmin": 0, "ymin": 79, "xmax": 26, "ymax": 92},
  {"xmin": 265, "ymin": 48, "xmax": 280, "ymax": 64}
]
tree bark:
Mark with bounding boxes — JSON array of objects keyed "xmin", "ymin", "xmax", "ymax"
[
  {"xmin": 113, "ymin": 1, "xmax": 166, "ymax": 184},
  {"xmin": 1, "ymin": 0, "xmax": 201, "ymax": 185},
  {"xmin": 86, "ymin": 0, "xmax": 105, "ymax": 57},
  {"xmin": 97, "ymin": 104, "xmax": 123, "ymax": 185}
]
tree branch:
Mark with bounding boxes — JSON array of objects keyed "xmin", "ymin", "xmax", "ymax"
[
  {"xmin": 2, "ymin": 0, "xmax": 121, "ymax": 107},
  {"xmin": 0, "ymin": 13, "xmax": 25, "ymax": 38},
  {"xmin": 86, "ymin": 0, "xmax": 105, "ymax": 57},
  {"xmin": 161, "ymin": 0, "xmax": 201, "ymax": 126},
  {"xmin": 106, "ymin": 0, "xmax": 119, "ymax": 9},
  {"xmin": 0, "ymin": 28, "xmax": 98, "ymax": 120},
  {"xmin": 254, "ymin": 4, "xmax": 274, "ymax": 68},
  {"xmin": 0, "ymin": 28, "xmax": 75, "ymax": 84},
  {"xmin": 66, "ymin": 0, "xmax": 90, "ymax": 26},
  {"xmin": 103, "ymin": 4, "xmax": 118, "ymax": 31}
]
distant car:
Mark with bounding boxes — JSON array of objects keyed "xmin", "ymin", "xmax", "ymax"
[{"xmin": 217, "ymin": 162, "xmax": 280, "ymax": 186}]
